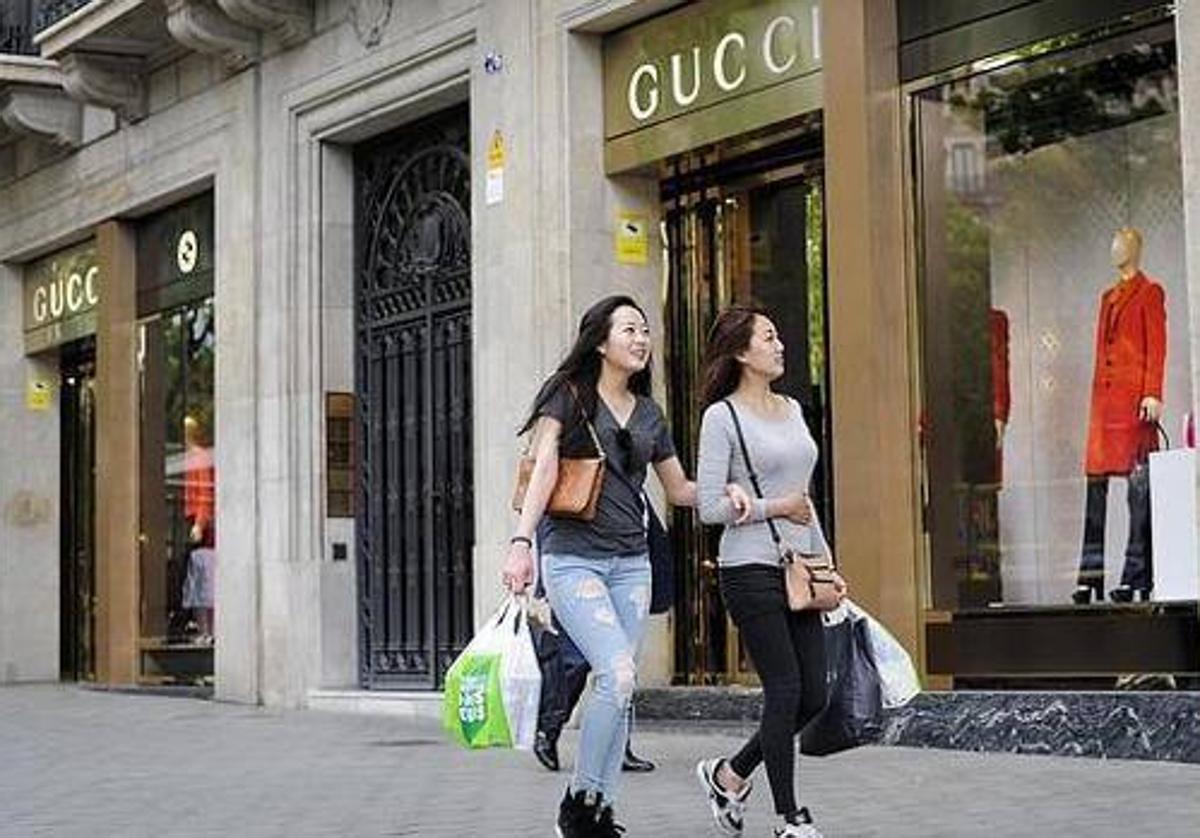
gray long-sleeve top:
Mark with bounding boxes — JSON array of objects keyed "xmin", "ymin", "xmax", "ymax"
[{"xmin": 696, "ymin": 396, "xmax": 830, "ymax": 568}]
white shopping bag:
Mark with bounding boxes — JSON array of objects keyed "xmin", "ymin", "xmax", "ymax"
[
  {"xmin": 1150, "ymin": 448, "xmax": 1200, "ymax": 600},
  {"xmin": 845, "ymin": 601, "xmax": 921, "ymax": 709},
  {"xmin": 442, "ymin": 596, "xmax": 542, "ymax": 750}
]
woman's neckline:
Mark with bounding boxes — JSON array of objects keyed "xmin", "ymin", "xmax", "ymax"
[
  {"xmin": 728, "ymin": 393, "xmax": 794, "ymax": 425},
  {"xmin": 599, "ymin": 393, "xmax": 640, "ymax": 429}
]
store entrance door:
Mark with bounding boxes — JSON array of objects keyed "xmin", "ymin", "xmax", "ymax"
[
  {"xmin": 354, "ymin": 105, "xmax": 475, "ymax": 690},
  {"xmin": 60, "ymin": 339, "xmax": 96, "ymax": 682},
  {"xmin": 662, "ymin": 128, "xmax": 832, "ymax": 684}
]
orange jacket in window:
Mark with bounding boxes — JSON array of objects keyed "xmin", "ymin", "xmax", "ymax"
[{"xmin": 1084, "ymin": 271, "xmax": 1166, "ymax": 476}]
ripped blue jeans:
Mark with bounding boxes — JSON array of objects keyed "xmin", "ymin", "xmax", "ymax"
[{"xmin": 542, "ymin": 552, "xmax": 651, "ymax": 803}]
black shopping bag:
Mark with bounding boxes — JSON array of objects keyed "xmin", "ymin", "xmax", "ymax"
[{"xmin": 800, "ymin": 615, "xmax": 884, "ymax": 756}]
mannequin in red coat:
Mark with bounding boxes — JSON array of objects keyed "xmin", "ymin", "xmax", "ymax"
[{"xmin": 1074, "ymin": 228, "xmax": 1165, "ymax": 605}]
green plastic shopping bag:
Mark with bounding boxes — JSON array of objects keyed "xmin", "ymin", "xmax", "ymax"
[{"xmin": 443, "ymin": 596, "xmax": 541, "ymax": 749}]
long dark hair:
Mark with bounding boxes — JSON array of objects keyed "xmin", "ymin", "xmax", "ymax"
[
  {"xmin": 701, "ymin": 305, "xmax": 767, "ymax": 407},
  {"xmin": 519, "ymin": 295, "xmax": 652, "ymax": 434}
]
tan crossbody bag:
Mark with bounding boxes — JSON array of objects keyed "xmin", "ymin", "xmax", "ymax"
[{"xmin": 511, "ymin": 382, "xmax": 605, "ymax": 520}]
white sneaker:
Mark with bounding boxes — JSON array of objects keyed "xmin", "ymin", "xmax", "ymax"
[
  {"xmin": 695, "ymin": 757, "xmax": 751, "ymax": 836},
  {"xmin": 774, "ymin": 807, "xmax": 823, "ymax": 838}
]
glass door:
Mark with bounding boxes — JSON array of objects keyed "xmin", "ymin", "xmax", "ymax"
[
  {"xmin": 663, "ymin": 141, "xmax": 831, "ymax": 684},
  {"xmin": 138, "ymin": 298, "xmax": 216, "ymax": 684},
  {"xmin": 60, "ymin": 339, "xmax": 96, "ymax": 681}
]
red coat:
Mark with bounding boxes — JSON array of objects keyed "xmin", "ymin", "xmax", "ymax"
[
  {"xmin": 1084, "ymin": 272, "xmax": 1166, "ymax": 476},
  {"xmin": 989, "ymin": 308, "xmax": 1011, "ymax": 483}
]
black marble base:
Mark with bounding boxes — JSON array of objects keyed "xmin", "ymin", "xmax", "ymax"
[
  {"xmin": 636, "ymin": 688, "xmax": 1200, "ymax": 764},
  {"xmin": 882, "ymin": 691, "xmax": 1200, "ymax": 764}
]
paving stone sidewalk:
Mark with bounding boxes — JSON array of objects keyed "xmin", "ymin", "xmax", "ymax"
[{"xmin": 1, "ymin": 685, "xmax": 1197, "ymax": 837}]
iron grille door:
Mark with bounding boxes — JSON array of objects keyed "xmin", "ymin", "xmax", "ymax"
[{"xmin": 355, "ymin": 105, "xmax": 474, "ymax": 689}]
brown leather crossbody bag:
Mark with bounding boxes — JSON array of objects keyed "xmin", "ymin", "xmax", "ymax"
[
  {"xmin": 511, "ymin": 382, "xmax": 605, "ymax": 520},
  {"xmin": 723, "ymin": 399, "xmax": 846, "ymax": 612}
]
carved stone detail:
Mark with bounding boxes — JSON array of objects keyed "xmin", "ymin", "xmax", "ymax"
[
  {"xmin": 216, "ymin": 0, "xmax": 312, "ymax": 48},
  {"xmin": 59, "ymin": 53, "xmax": 145, "ymax": 122},
  {"xmin": 0, "ymin": 87, "xmax": 83, "ymax": 148},
  {"xmin": 165, "ymin": 0, "xmax": 259, "ymax": 70},
  {"xmin": 348, "ymin": 0, "xmax": 394, "ymax": 48}
]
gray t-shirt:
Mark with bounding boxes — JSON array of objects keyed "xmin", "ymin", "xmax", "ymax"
[
  {"xmin": 538, "ymin": 385, "xmax": 676, "ymax": 558},
  {"xmin": 696, "ymin": 396, "xmax": 830, "ymax": 568}
]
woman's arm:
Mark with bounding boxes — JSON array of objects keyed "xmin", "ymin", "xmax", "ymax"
[
  {"xmin": 697, "ymin": 404, "xmax": 810, "ymax": 525},
  {"xmin": 653, "ymin": 455, "xmax": 752, "ymax": 519},
  {"xmin": 697, "ymin": 408, "xmax": 747, "ymax": 525},
  {"xmin": 653, "ymin": 455, "xmax": 695, "ymax": 507}
]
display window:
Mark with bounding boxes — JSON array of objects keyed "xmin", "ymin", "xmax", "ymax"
[
  {"xmin": 913, "ymin": 21, "xmax": 1196, "ymax": 612},
  {"xmin": 138, "ymin": 298, "xmax": 216, "ymax": 678}
]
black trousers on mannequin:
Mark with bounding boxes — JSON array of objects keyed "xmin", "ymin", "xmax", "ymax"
[{"xmin": 1077, "ymin": 472, "xmax": 1153, "ymax": 598}]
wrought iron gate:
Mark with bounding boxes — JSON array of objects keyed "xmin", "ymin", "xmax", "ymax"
[{"xmin": 355, "ymin": 106, "xmax": 474, "ymax": 689}]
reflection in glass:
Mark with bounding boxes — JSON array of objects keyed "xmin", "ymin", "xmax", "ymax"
[
  {"xmin": 664, "ymin": 150, "xmax": 830, "ymax": 682},
  {"xmin": 138, "ymin": 298, "xmax": 216, "ymax": 682}
]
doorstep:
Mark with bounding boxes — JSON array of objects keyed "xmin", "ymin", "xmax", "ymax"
[{"xmin": 307, "ymin": 689, "xmax": 443, "ymax": 722}]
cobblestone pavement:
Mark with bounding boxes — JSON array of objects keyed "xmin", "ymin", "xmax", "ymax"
[{"xmin": 1, "ymin": 685, "xmax": 1198, "ymax": 837}]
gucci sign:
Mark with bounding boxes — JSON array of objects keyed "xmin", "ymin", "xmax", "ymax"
[
  {"xmin": 24, "ymin": 240, "xmax": 100, "ymax": 354},
  {"xmin": 604, "ymin": 0, "xmax": 821, "ymax": 141},
  {"xmin": 30, "ymin": 265, "xmax": 99, "ymax": 324}
]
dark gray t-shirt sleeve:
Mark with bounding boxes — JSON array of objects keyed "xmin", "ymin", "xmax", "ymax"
[
  {"xmin": 538, "ymin": 383, "xmax": 592, "ymax": 457},
  {"xmin": 649, "ymin": 399, "xmax": 676, "ymax": 463}
]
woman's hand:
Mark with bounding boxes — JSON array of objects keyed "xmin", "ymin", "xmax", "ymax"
[
  {"xmin": 781, "ymin": 491, "xmax": 813, "ymax": 526},
  {"xmin": 725, "ymin": 483, "xmax": 753, "ymax": 524},
  {"xmin": 501, "ymin": 540, "xmax": 535, "ymax": 593}
]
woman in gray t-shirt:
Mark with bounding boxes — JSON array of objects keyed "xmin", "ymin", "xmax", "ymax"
[
  {"xmin": 693, "ymin": 306, "xmax": 835, "ymax": 838},
  {"xmin": 501, "ymin": 294, "xmax": 747, "ymax": 837}
]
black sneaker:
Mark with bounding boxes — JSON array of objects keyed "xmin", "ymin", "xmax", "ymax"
[
  {"xmin": 775, "ymin": 807, "xmax": 823, "ymax": 837},
  {"xmin": 556, "ymin": 787, "xmax": 601, "ymax": 838},
  {"xmin": 621, "ymin": 741, "xmax": 655, "ymax": 772},
  {"xmin": 594, "ymin": 804, "xmax": 627, "ymax": 837},
  {"xmin": 534, "ymin": 730, "xmax": 560, "ymax": 772},
  {"xmin": 696, "ymin": 757, "xmax": 751, "ymax": 835}
]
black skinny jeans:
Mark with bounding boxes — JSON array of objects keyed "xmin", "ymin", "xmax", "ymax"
[{"xmin": 720, "ymin": 564, "xmax": 828, "ymax": 817}]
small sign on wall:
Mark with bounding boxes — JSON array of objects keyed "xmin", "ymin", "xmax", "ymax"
[
  {"xmin": 615, "ymin": 211, "xmax": 649, "ymax": 265},
  {"xmin": 326, "ymin": 392, "xmax": 356, "ymax": 518},
  {"xmin": 26, "ymin": 378, "xmax": 52, "ymax": 411},
  {"xmin": 486, "ymin": 129, "xmax": 506, "ymax": 206}
]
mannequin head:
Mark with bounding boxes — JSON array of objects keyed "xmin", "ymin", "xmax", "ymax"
[
  {"xmin": 183, "ymin": 414, "xmax": 208, "ymax": 448},
  {"xmin": 1110, "ymin": 227, "xmax": 1143, "ymax": 272}
]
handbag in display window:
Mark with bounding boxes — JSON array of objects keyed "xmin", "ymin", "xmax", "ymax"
[
  {"xmin": 1147, "ymin": 422, "xmax": 1200, "ymax": 600},
  {"xmin": 511, "ymin": 382, "xmax": 605, "ymax": 521},
  {"xmin": 723, "ymin": 399, "xmax": 846, "ymax": 612}
]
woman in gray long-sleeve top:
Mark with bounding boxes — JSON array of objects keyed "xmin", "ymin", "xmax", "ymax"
[{"xmin": 693, "ymin": 306, "xmax": 836, "ymax": 838}]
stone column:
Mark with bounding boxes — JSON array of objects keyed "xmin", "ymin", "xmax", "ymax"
[
  {"xmin": 1174, "ymin": 0, "xmax": 1200, "ymax": 611},
  {"xmin": 0, "ymin": 264, "xmax": 60, "ymax": 683},
  {"xmin": 821, "ymin": 0, "xmax": 921, "ymax": 656},
  {"xmin": 95, "ymin": 220, "xmax": 140, "ymax": 685},
  {"xmin": 213, "ymin": 70, "xmax": 261, "ymax": 704}
]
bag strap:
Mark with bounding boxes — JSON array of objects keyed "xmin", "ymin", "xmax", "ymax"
[
  {"xmin": 722, "ymin": 399, "xmax": 788, "ymax": 564},
  {"xmin": 563, "ymin": 380, "xmax": 605, "ymax": 458},
  {"xmin": 523, "ymin": 380, "xmax": 606, "ymax": 459}
]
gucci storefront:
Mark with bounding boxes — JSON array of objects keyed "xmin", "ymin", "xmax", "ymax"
[
  {"xmin": 15, "ymin": 196, "xmax": 217, "ymax": 687},
  {"xmin": 22, "ymin": 240, "xmax": 100, "ymax": 682},
  {"xmin": 598, "ymin": 0, "xmax": 1200, "ymax": 696},
  {"xmin": 604, "ymin": 0, "xmax": 829, "ymax": 685}
]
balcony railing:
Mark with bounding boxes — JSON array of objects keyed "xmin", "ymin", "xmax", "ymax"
[
  {"xmin": 1, "ymin": 0, "xmax": 36, "ymax": 55},
  {"xmin": 34, "ymin": 0, "xmax": 90, "ymax": 32}
]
